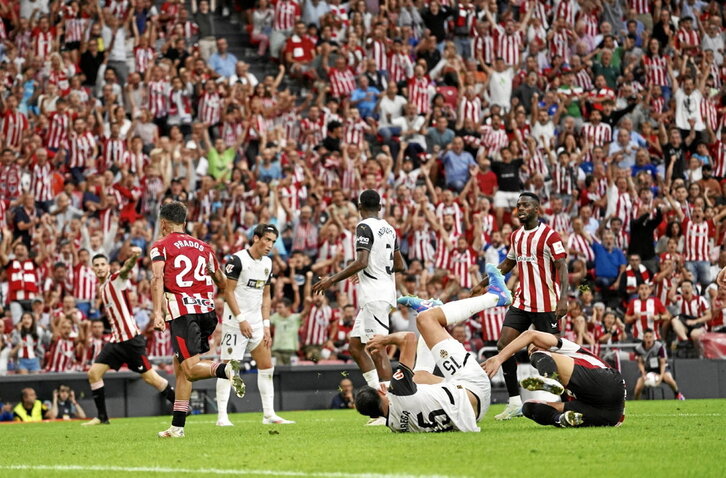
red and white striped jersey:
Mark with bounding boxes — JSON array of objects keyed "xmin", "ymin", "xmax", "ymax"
[
  {"xmin": 613, "ymin": 190, "xmax": 634, "ymax": 231},
  {"xmin": 150, "ymin": 232, "xmax": 220, "ymax": 320},
  {"xmin": 134, "ymin": 46, "xmax": 156, "ymax": 75},
  {"xmin": 507, "ymin": 223, "xmax": 567, "ymax": 313},
  {"xmin": 581, "ymin": 122, "xmax": 612, "ymax": 147},
  {"xmin": 700, "ymin": 98, "xmax": 718, "ymax": 132},
  {"xmin": 328, "ymin": 67, "xmax": 356, "ymax": 97},
  {"xmin": 613, "ymin": 229, "xmax": 629, "ymax": 251},
  {"xmin": 2, "ymin": 111, "xmax": 28, "ymax": 150},
  {"xmin": 407, "ymin": 228, "xmax": 434, "ymax": 263},
  {"xmin": 147, "ymin": 327, "xmax": 172, "ymax": 358},
  {"xmin": 627, "ymin": 296, "xmax": 666, "ymax": 339},
  {"xmin": 494, "ymin": 28, "xmax": 524, "ymax": 66},
  {"xmin": 198, "ymin": 92, "xmax": 222, "ymax": 125},
  {"xmin": 480, "ymin": 306, "xmax": 507, "ymax": 341},
  {"xmin": 84, "ymin": 335, "xmax": 108, "ymax": 368},
  {"xmin": 643, "ymin": 55, "xmax": 668, "ymax": 86},
  {"xmin": 436, "ymin": 202, "xmax": 463, "ymax": 234},
  {"xmin": 299, "ymin": 116, "xmax": 325, "ymax": 149},
  {"xmin": 48, "ymin": 69, "xmax": 71, "ymax": 96},
  {"xmin": 624, "ymin": 264, "xmax": 652, "ymax": 295},
  {"xmin": 273, "ymin": 0, "xmax": 300, "ymax": 31},
  {"xmin": 221, "ymin": 121, "xmax": 244, "ymax": 148},
  {"xmin": 550, "ymin": 30, "xmax": 573, "ymax": 63},
  {"xmin": 458, "ymin": 96, "xmax": 482, "ymax": 125},
  {"xmin": 301, "ymin": 304, "xmax": 337, "ymax": 346},
  {"xmin": 553, "ymin": 0, "xmax": 579, "ymax": 25},
  {"xmin": 551, "ymin": 163, "xmax": 576, "ymax": 196},
  {"xmin": 472, "ymin": 33, "xmax": 495, "ymax": 65},
  {"xmin": 479, "ymin": 124, "xmax": 508, "ymax": 157},
  {"xmin": 682, "ymin": 218, "xmax": 714, "ymax": 262},
  {"xmin": 121, "ymin": 151, "xmax": 148, "ymax": 175},
  {"xmin": 147, "ymin": 80, "xmax": 170, "ymax": 118},
  {"xmin": 46, "ymin": 111, "xmax": 71, "ymax": 149},
  {"xmin": 628, "ymin": 0, "xmax": 650, "ymax": 14},
  {"xmin": 32, "ymin": 28, "xmax": 55, "ymax": 59},
  {"xmin": 344, "ymin": 118, "xmax": 369, "ymax": 147},
  {"xmin": 45, "ymin": 337, "xmax": 77, "ymax": 372},
  {"xmin": 407, "ymin": 76, "xmax": 432, "ymax": 114},
  {"xmin": 675, "ymin": 294, "xmax": 709, "ymax": 318},
  {"xmin": 447, "ymin": 247, "xmax": 477, "ymax": 289},
  {"xmin": 16, "ymin": 332, "xmax": 40, "ymax": 359},
  {"xmin": 30, "ymin": 162, "xmax": 53, "ymax": 202},
  {"xmin": 388, "ymin": 53, "xmax": 413, "ymax": 84},
  {"xmin": 650, "ymin": 96, "xmax": 666, "ymax": 115},
  {"xmin": 101, "ymin": 138, "xmax": 127, "ymax": 171},
  {"xmin": 711, "ymin": 139, "xmax": 726, "ymax": 177},
  {"xmin": 573, "ymin": 68, "xmax": 593, "ymax": 90},
  {"xmin": 548, "ymin": 212, "xmax": 572, "ymax": 234},
  {"xmin": 567, "ymin": 233, "xmax": 594, "ymax": 262},
  {"xmin": 368, "ymin": 39, "xmax": 388, "ymax": 72},
  {"xmin": 433, "ymin": 229, "xmax": 460, "ymax": 270},
  {"xmin": 676, "ymin": 28, "xmax": 699, "ymax": 50},
  {"xmin": 73, "ymin": 264, "xmax": 97, "ymax": 303},
  {"xmin": 99, "ymin": 271, "xmax": 140, "ymax": 343},
  {"xmin": 68, "ymin": 131, "xmax": 96, "ymax": 169}
]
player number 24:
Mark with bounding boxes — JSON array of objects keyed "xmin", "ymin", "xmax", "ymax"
[{"xmin": 174, "ymin": 254, "xmax": 212, "ymax": 287}]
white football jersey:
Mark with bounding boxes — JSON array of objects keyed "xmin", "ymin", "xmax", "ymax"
[
  {"xmin": 386, "ymin": 365, "xmax": 480, "ymax": 433},
  {"xmin": 223, "ymin": 249, "xmax": 272, "ymax": 324},
  {"xmin": 355, "ymin": 217, "xmax": 398, "ymax": 307}
]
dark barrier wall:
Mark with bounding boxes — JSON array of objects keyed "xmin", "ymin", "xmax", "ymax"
[{"xmin": 1, "ymin": 360, "xmax": 725, "ymax": 418}]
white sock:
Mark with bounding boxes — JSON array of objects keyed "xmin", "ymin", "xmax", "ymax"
[
  {"xmin": 362, "ymin": 369, "xmax": 380, "ymax": 389},
  {"xmin": 509, "ymin": 395, "xmax": 522, "ymax": 406},
  {"xmin": 216, "ymin": 378, "xmax": 231, "ymax": 420},
  {"xmin": 413, "ymin": 335, "xmax": 436, "ymax": 373},
  {"xmin": 439, "ymin": 293, "xmax": 499, "ymax": 325},
  {"xmin": 258, "ymin": 367, "xmax": 275, "ymax": 418}
]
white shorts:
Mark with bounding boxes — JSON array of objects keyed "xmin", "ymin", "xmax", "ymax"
[
  {"xmin": 493, "ymin": 190, "xmax": 519, "ymax": 209},
  {"xmin": 351, "ymin": 301, "xmax": 392, "ymax": 343},
  {"xmin": 220, "ymin": 322, "xmax": 264, "ymax": 360},
  {"xmin": 431, "ymin": 338, "xmax": 491, "ymax": 421}
]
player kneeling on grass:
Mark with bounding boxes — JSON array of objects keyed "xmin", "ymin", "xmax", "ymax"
[
  {"xmin": 84, "ymin": 249, "xmax": 176, "ymax": 425},
  {"xmin": 484, "ymin": 330, "xmax": 626, "ymax": 427},
  {"xmin": 216, "ymin": 224, "xmax": 293, "ymax": 426},
  {"xmin": 355, "ymin": 264, "xmax": 511, "ymax": 432}
]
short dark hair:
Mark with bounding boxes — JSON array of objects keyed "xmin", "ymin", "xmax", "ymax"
[
  {"xmin": 253, "ymin": 223, "xmax": 279, "ymax": 241},
  {"xmin": 355, "ymin": 386, "xmax": 382, "ymax": 418},
  {"xmin": 92, "ymin": 253, "xmax": 108, "ymax": 263},
  {"xmin": 519, "ymin": 192, "xmax": 540, "ymax": 203},
  {"xmin": 644, "ymin": 328, "xmax": 654, "ymax": 335},
  {"xmin": 279, "ymin": 297, "xmax": 292, "ymax": 308},
  {"xmin": 358, "ymin": 189, "xmax": 381, "ymax": 211},
  {"xmin": 159, "ymin": 201, "xmax": 187, "ymax": 225}
]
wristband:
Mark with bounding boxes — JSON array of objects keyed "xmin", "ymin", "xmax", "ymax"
[
  {"xmin": 236, "ymin": 313, "xmax": 247, "ymax": 324},
  {"xmin": 263, "ymin": 319, "xmax": 271, "ymax": 328}
]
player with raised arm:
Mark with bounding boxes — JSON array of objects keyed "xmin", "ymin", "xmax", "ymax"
[
  {"xmin": 354, "ymin": 264, "xmax": 512, "ymax": 432},
  {"xmin": 83, "ymin": 249, "xmax": 177, "ymax": 426},
  {"xmin": 312, "ymin": 190, "xmax": 406, "ymax": 424},
  {"xmin": 150, "ymin": 201, "xmax": 240, "ymax": 438},
  {"xmin": 470, "ymin": 192, "xmax": 569, "ymax": 420},
  {"xmin": 216, "ymin": 224, "xmax": 294, "ymax": 426},
  {"xmin": 483, "ymin": 330, "xmax": 626, "ymax": 427}
]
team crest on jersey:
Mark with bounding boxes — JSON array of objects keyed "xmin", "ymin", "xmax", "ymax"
[
  {"xmin": 440, "ymin": 350, "xmax": 448, "ymax": 359},
  {"xmin": 226, "ymin": 263, "xmax": 235, "ymax": 274},
  {"xmin": 247, "ymin": 279, "xmax": 266, "ymax": 289},
  {"xmin": 264, "ymin": 268, "xmax": 269, "ymax": 276},
  {"xmin": 393, "ymin": 370, "xmax": 404, "ymax": 380}
]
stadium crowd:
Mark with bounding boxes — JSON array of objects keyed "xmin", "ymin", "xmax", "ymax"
[{"xmin": 0, "ymin": 0, "xmax": 725, "ymax": 375}]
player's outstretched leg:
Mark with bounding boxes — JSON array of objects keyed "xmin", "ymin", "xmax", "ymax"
[
  {"xmin": 216, "ymin": 376, "xmax": 234, "ymax": 426},
  {"xmin": 522, "ymin": 401, "xmax": 582, "ymax": 428},
  {"xmin": 140, "ymin": 369, "xmax": 177, "ymax": 404},
  {"xmin": 83, "ymin": 363, "xmax": 111, "ymax": 426},
  {"xmin": 397, "ymin": 296, "xmax": 444, "ymax": 313},
  {"xmin": 251, "ymin": 343, "xmax": 294, "ymax": 425}
]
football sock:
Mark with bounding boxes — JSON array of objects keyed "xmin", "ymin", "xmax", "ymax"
[
  {"xmin": 172, "ymin": 400, "xmax": 188, "ymax": 427},
  {"xmin": 530, "ymin": 352, "xmax": 557, "ymax": 378},
  {"xmin": 216, "ymin": 378, "xmax": 231, "ymax": 419},
  {"xmin": 90, "ymin": 381, "xmax": 107, "ymax": 422},
  {"xmin": 502, "ymin": 356, "xmax": 520, "ymax": 397},
  {"xmin": 258, "ymin": 367, "xmax": 275, "ymax": 418},
  {"xmin": 522, "ymin": 401, "xmax": 559, "ymax": 426},
  {"xmin": 439, "ymin": 293, "xmax": 499, "ymax": 325},
  {"xmin": 163, "ymin": 384, "xmax": 175, "ymax": 403},
  {"xmin": 212, "ymin": 362, "xmax": 229, "ymax": 379},
  {"xmin": 362, "ymin": 369, "xmax": 380, "ymax": 389},
  {"xmin": 413, "ymin": 335, "xmax": 436, "ymax": 373}
]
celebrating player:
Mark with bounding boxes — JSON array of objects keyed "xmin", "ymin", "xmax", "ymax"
[
  {"xmin": 484, "ymin": 330, "xmax": 626, "ymax": 427},
  {"xmin": 471, "ymin": 192, "xmax": 569, "ymax": 420},
  {"xmin": 83, "ymin": 249, "xmax": 176, "ymax": 425},
  {"xmin": 354, "ymin": 264, "xmax": 511, "ymax": 432},
  {"xmin": 216, "ymin": 224, "xmax": 294, "ymax": 426},
  {"xmin": 312, "ymin": 190, "xmax": 405, "ymax": 424},
  {"xmin": 150, "ymin": 201, "xmax": 241, "ymax": 438}
]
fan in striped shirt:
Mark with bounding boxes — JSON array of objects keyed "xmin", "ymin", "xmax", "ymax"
[{"xmin": 82, "ymin": 248, "xmax": 177, "ymax": 426}]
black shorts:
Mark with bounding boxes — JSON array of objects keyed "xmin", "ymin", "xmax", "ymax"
[
  {"xmin": 95, "ymin": 335, "xmax": 151, "ymax": 373},
  {"xmin": 564, "ymin": 366, "xmax": 625, "ymax": 427},
  {"xmin": 170, "ymin": 312, "xmax": 218, "ymax": 362},
  {"xmin": 503, "ymin": 306, "xmax": 559, "ymax": 334}
]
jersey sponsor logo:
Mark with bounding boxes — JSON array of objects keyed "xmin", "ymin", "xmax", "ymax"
[
  {"xmin": 182, "ymin": 296, "xmax": 213, "ymax": 308},
  {"xmin": 264, "ymin": 268, "xmax": 269, "ymax": 276},
  {"xmin": 516, "ymin": 255, "xmax": 537, "ymax": 262},
  {"xmin": 552, "ymin": 241, "xmax": 565, "ymax": 255},
  {"xmin": 246, "ymin": 279, "xmax": 267, "ymax": 289},
  {"xmin": 357, "ymin": 236, "xmax": 370, "ymax": 244},
  {"xmin": 393, "ymin": 369, "xmax": 404, "ymax": 380},
  {"xmin": 399, "ymin": 410, "xmax": 411, "ymax": 432}
]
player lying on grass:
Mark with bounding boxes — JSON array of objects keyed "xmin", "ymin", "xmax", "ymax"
[
  {"xmin": 355, "ymin": 264, "xmax": 510, "ymax": 432},
  {"xmin": 483, "ymin": 330, "xmax": 626, "ymax": 427},
  {"xmin": 83, "ymin": 250, "xmax": 176, "ymax": 425}
]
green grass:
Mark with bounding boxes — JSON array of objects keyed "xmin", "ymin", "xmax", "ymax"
[{"xmin": 2, "ymin": 400, "xmax": 725, "ymax": 478}]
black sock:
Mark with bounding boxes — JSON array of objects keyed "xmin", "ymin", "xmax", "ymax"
[
  {"xmin": 530, "ymin": 351, "xmax": 557, "ymax": 378},
  {"xmin": 214, "ymin": 362, "xmax": 228, "ymax": 379},
  {"xmin": 522, "ymin": 402, "xmax": 560, "ymax": 426},
  {"xmin": 162, "ymin": 384, "xmax": 175, "ymax": 403},
  {"xmin": 501, "ymin": 356, "xmax": 520, "ymax": 397},
  {"xmin": 172, "ymin": 400, "xmax": 188, "ymax": 427},
  {"xmin": 92, "ymin": 387, "xmax": 108, "ymax": 422}
]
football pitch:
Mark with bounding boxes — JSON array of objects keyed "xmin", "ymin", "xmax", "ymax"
[{"xmin": 2, "ymin": 400, "xmax": 725, "ymax": 478}]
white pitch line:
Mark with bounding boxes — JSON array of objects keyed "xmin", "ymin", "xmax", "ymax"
[
  {"xmin": 634, "ymin": 413, "xmax": 722, "ymax": 417},
  {"xmin": 0, "ymin": 464, "xmax": 463, "ymax": 478}
]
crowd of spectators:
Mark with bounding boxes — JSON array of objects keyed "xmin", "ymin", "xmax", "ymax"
[{"xmin": 0, "ymin": 0, "xmax": 725, "ymax": 375}]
